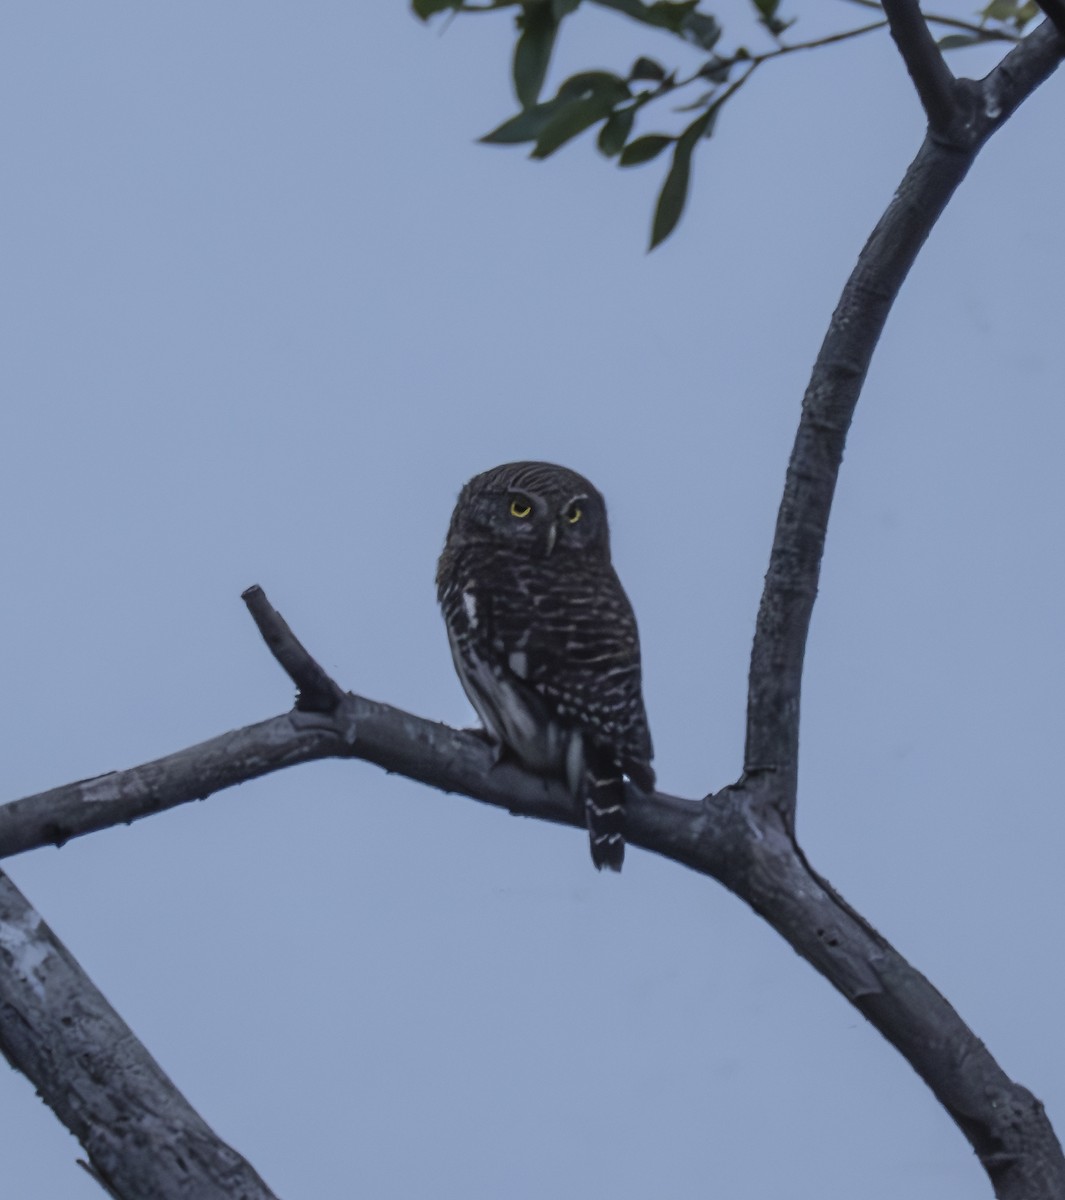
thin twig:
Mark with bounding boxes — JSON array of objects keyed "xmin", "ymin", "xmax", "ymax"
[
  {"xmin": 923, "ymin": 11, "xmax": 1018, "ymax": 41},
  {"xmin": 845, "ymin": 0, "xmax": 1021, "ymax": 41},
  {"xmin": 747, "ymin": 19, "xmax": 886, "ymax": 64}
]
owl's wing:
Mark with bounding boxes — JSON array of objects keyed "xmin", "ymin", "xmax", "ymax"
[
  {"xmin": 443, "ymin": 574, "xmax": 589, "ymax": 783},
  {"xmin": 484, "ymin": 563, "xmax": 656, "ymax": 791}
]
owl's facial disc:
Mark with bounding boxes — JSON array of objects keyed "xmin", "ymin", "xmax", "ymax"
[
  {"xmin": 478, "ymin": 476, "xmax": 602, "ymax": 559},
  {"xmin": 505, "ymin": 488, "xmax": 545, "ymax": 520},
  {"xmin": 560, "ymin": 494, "xmax": 586, "ymax": 526}
]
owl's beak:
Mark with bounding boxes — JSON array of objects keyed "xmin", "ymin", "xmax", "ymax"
[{"xmin": 544, "ymin": 521, "xmax": 558, "ymax": 557}]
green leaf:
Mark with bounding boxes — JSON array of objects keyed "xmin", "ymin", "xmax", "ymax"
[
  {"xmin": 482, "ymin": 72, "xmax": 629, "ymax": 148},
  {"xmin": 674, "ymin": 88, "xmax": 714, "ymax": 113},
  {"xmin": 680, "ymin": 12, "xmax": 722, "ymax": 50},
  {"xmin": 513, "ymin": 6, "xmax": 559, "ymax": 108},
  {"xmin": 551, "ymin": 0, "xmax": 582, "ymax": 14},
  {"xmin": 630, "ymin": 56, "xmax": 667, "ymax": 82},
  {"xmin": 649, "ymin": 108, "xmax": 714, "ymax": 249},
  {"xmin": 750, "ymin": 0, "xmax": 792, "ymax": 35},
  {"xmin": 937, "ymin": 32, "xmax": 983, "ymax": 50},
  {"xmin": 698, "ymin": 55, "xmax": 731, "ymax": 84},
  {"xmin": 591, "ymin": 0, "xmax": 721, "ymax": 47},
  {"xmin": 682, "ymin": 104, "xmax": 716, "ymax": 145},
  {"xmin": 557, "ymin": 70, "xmax": 631, "ymax": 103},
  {"xmin": 980, "ymin": 0, "xmax": 1019, "ymax": 19},
  {"xmin": 481, "ymin": 99, "xmax": 567, "ymax": 144},
  {"xmin": 650, "ymin": 145, "xmax": 692, "ymax": 249},
  {"xmin": 591, "ymin": 0, "xmax": 695, "ymax": 33},
  {"xmin": 648, "ymin": 0, "xmax": 699, "ymax": 29},
  {"xmin": 597, "ymin": 107, "xmax": 636, "ymax": 156},
  {"xmin": 532, "ymin": 94, "xmax": 617, "ymax": 157},
  {"xmin": 618, "ymin": 133, "xmax": 673, "ymax": 166},
  {"xmin": 411, "ymin": 0, "xmax": 458, "ymax": 17}
]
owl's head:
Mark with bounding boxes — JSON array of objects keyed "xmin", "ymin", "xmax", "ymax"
[{"xmin": 446, "ymin": 461, "xmax": 611, "ymax": 560}]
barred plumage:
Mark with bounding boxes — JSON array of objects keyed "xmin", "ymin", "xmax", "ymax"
[{"xmin": 437, "ymin": 462, "xmax": 654, "ymax": 871}]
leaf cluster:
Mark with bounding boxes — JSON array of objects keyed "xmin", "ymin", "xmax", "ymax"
[
  {"xmin": 937, "ymin": 0, "xmax": 1040, "ymax": 49},
  {"xmin": 413, "ymin": 0, "xmax": 1042, "ymax": 248}
]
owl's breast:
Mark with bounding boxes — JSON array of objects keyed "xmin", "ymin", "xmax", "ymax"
[{"xmin": 439, "ymin": 543, "xmax": 652, "ymax": 787}]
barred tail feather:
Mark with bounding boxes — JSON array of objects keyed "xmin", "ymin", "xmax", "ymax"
[{"xmin": 584, "ymin": 763, "xmax": 626, "ymax": 872}]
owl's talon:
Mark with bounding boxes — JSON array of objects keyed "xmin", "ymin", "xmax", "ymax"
[{"xmin": 460, "ymin": 726, "xmax": 507, "ymax": 768}]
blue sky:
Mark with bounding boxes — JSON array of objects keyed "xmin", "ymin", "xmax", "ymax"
[{"xmin": 1, "ymin": 4, "xmax": 1063, "ymax": 1197}]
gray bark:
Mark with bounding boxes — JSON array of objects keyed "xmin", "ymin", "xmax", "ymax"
[{"xmin": 0, "ymin": 871, "xmax": 279, "ymax": 1199}]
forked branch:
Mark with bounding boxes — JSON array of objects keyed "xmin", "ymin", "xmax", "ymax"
[
  {"xmin": 742, "ymin": 17, "xmax": 1064, "ymax": 827},
  {"xmin": 0, "ymin": 15, "xmax": 1063, "ymax": 1200},
  {"xmin": 3, "ymin": 580, "xmax": 1065, "ymax": 1196},
  {"xmin": 882, "ymin": 0, "xmax": 958, "ymax": 129}
]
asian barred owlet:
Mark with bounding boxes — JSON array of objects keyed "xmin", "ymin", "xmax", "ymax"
[{"xmin": 437, "ymin": 462, "xmax": 654, "ymax": 871}]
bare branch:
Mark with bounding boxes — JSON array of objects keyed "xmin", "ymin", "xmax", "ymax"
[
  {"xmin": 980, "ymin": 18, "xmax": 1065, "ymax": 114},
  {"xmin": 2, "ymin": 27, "xmax": 1062, "ymax": 1198},
  {"xmin": 702, "ymin": 784, "xmax": 1065, "ymax": 1200},
  {"xmin": 742, "ymin": 18, "xmax": 1064, "ymax": 824},
  {"xmin": 0, "ymin": 696, "xmax": 599, "ymax": 862},
  {"xmin": 881, "ymin": 0, "xmax": 958, "ymax": 131},
  {"xmin": 1, "ymin": 593, "xmax": 1062, "ymax": 1192},
  {"xmin": 242, "ymin": 583, "xmax": 345, "ymax": 712},
  {"xmin": 0, "ymin": 713, "xmax": 353, "ymax": 859},
  {"xmin": 0, "ymin": 870, "xmax": 278, "ymax": 1200},
  {"xmin": 1035, "ymin": 0, "xmax": 1065, "ymax": 41}
]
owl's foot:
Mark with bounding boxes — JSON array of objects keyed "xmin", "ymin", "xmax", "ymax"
[{"xmin": 462, "ymin": 726, "xmax": 508, "ymax": 769}]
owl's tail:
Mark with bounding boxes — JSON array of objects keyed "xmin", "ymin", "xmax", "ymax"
[{"xmin": 584, "ymin": 753, "xmax": 626, "ymax": 872}]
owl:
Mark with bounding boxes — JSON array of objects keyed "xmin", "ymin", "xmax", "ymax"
[{"xmin": 437, "ymin": 461, "xmax": 654, "ymax": 871}]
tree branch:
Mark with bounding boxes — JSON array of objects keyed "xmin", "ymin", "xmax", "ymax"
[
  {"xmin": 882, "ymin": 0, "xmax": 959, "ymax": 131},
  {"xmin": 0, "ymin": 713, "xmax": 355, "ymax": 859},
  {"xmin": 0, "ymin": 698, "xmax": 595, "ymax": 862},
  {"xmin": 742, "ymin": 17, "xmax": 1064, "ymax": 825},
  {"xmin": 242, "ymin": 584, "xmax": 345, "ymax": 713},
  {"xmin": 1035, "ymin": 0, "xmax": 1065, "ymax": 41},
  {"xmin": 712, "ymin": 793, "xmax": 1065, "ymax": 1200},
  {"xmin": 0, "ymin": 870, "xmax": 278, "ymax": 1200},
  {"xmin": 2, "ymin": 19, "xmax": 1063, "ymax": 1200},
  {"xmin": 3, "ymin": 586, "xmax": 1065, "ymax": 1195}
]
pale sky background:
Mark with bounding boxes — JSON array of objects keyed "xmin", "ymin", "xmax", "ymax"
[{"xmin": 1, "ymin": 4, "xmax": 1063, "ymax": 1198}]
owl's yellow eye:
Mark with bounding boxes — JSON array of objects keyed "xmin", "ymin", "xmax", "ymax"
[
  {"xmin": 509, "ymin": 498, "xmax": 532, "ymax": 519},
  {"xmin": 567, "ymin": 506, "xmax": 582, "ymax": 524}
]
